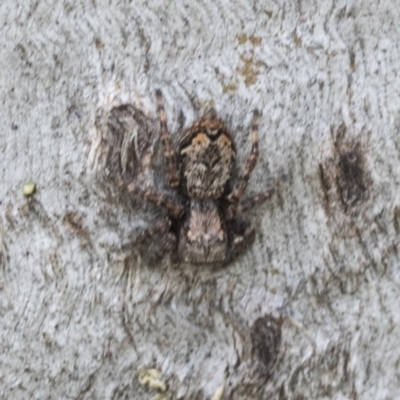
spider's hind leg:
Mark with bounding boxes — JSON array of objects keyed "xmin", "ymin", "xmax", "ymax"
[
  {"xmin": 146, "ymin": 230, "xmax": 178, "ymax": 265},
  {"xmin": 123, "ymin": 217, "xmax": 178, "ymax": 265},
  {"xmin": 132, "ymin": 217, "xmax": 172, "ymax": 245},
  {"xmin": 226, "ymin": 220, "xmax": 256, "ymax": 262},
  {"xmin": 225, "ymin": 188, "xmax": 275, "ymax": 219}
]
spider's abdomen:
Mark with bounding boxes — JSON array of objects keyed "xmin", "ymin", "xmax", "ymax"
[
  {"xmin": 178, "ymin": 200, "xmax": 227, "ymax": 264},
  {"xmin": 178, "ymin": 119, "xmax": 235, "ymax": 199}
]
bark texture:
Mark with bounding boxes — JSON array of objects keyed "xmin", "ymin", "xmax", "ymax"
[{"xmin": 1, "ymin": 1, "xmax": 399, "ymax": 399}]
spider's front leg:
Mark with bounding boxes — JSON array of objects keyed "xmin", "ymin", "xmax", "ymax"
[
  {"xmin": 226, "ymin": 110, "xmax": 260, "ymax": 203},
  {"xmin": 155, "ymin": 90, "xmax": 180, "ymax": 188},
  {"xmin": 127, "ymin": 183, "xmax": 184, "ymax": 218}
]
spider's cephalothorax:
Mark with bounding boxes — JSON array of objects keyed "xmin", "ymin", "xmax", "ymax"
[
  {"xmin": 127, "ymin": 90, "xmax": 274, "ymax": 265},
  {"xmin": 177, "ymin": 117, "xmax": 235, "ymax": 199}
]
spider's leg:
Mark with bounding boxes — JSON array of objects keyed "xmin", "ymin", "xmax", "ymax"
[
  {"xmin": 227, "ymin": 222, "xmax": 256, "ymax": 262},
  {"xmin": 226, "ymin": 110, "xmax": 259, "ymax": 202},
  {"xmin": 155, "ymin": 90, "xmax": 180, "ymax": 188},
  {"xmin": 122, "ymin": 217, "xmax": 178, "ymax": 264},
  {"xmin": 226, "ymin": 188, "xmax": 274, "ymax": 219},
  {"xmin": 133, "ymin": 217, "xmax": 172, "ymax": 245},
  {"xmin": 121, "ymin": 216, "xmax": 172, "ymax": 252},
  {"xmin": 148, "ymin": 231, "xmax": 178, "ymax": 265},
  {"xmin": 127, "ymin": 183, "xmax": 184, "ymax": 218}
]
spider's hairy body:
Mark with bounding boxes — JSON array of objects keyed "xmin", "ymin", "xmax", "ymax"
[
  {"xmin": 178, "ymin": 200, "xmax": 227, "ymax": 264},
  {"xmin": 178, "ymin": 118, "xmax": 236, "ymax": 199},
  {"xmin": 127, "ymin": 90, "xmax": 274, "ymax": 265}
]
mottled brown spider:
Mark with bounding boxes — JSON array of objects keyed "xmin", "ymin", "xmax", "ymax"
[{"xmin": 127, "ymin": 90, "xmax": 274, "ymax": 265}]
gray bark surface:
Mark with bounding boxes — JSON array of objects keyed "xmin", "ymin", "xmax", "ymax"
[{"xmin": 1, "ymin": 1, "xmax": 399, "ymax": 399}]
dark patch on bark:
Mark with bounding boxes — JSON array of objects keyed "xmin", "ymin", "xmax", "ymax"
[
  {"xmin": 63, "ymin": 211, "xmax": 84, "ymax": 234},
  {"xmin": 106, "ymin": 104, "xmax": 155, "ymax": 181},
  {"xmin": 333, "ymin": 124, "xmax": 368, "ymax": 212},
  {"xmin": 336, "ymin": 145, "xmax": 367, "ymax": 211},
  {"xmin": 318, "ymin": 163, "xmax": 331, "ymax": 214},
  {"xmin": 251, "ymin": 315, "xmax": 282, "ymax": 377},
  {"xmin": 394, "ymin": 206, "xmax": 400, "ymax": 233},
  {"xmin": 349, "ymin": 48, "xmax": 356, "ymax": 72},
  {"xmin": 319, "ymin": 124, "xmax": 370, "ymax": 216}
]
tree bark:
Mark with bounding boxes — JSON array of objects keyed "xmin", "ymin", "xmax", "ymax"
[{"xmin": 1, "ymin": 1, "xmax": 399, "ymax": 399}]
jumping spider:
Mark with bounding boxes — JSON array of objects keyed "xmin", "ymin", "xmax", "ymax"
[{"xmin": 127, "ymin": 90, "xmax": 274, "ymax": 265}]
